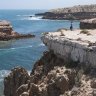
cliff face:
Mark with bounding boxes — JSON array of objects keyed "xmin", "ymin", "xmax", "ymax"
[
  {"xmin": 42, "ymin": 30, "xmax": 96, "ymax": 68},
  {"xmin": 4, "ymin": 29, "xmax": 96, "ymax": 96},
  {"xmin": 37, "ymin": 4, "xmax": 96, "ymax": 20}
]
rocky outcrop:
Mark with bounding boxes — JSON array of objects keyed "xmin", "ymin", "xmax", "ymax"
[
  {"xmin": 4, "ymin": 67, "xmax": 30, "ymax": 96},
  {"xmin": 80, "ymin": 18, "xmax": 96, "ymax": 29},
  {"xmin": 0, "ymin": 20, "xmax": 35, "ymax": 41},
  {"xmin": 4, "ymin": 29, "xmax": 96, "ymax": 96},
  {"xmin": 41, "ymin": 30, "xmax": 96, "ymax": 68},
  {"xmin": 4, "ymin": 51, "xmax": 96, "ymax": 96},
  {"xmin": 36, "ymin": 4, "xmax": 96, "ymax": 20},
  {"xmin": 4, "ymin": 51, "xmax": 76, "ymax": 96}
]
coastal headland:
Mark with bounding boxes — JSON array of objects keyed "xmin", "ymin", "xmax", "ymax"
[
  {"xmin": 0, "ymin": 20, "xmax": 35, "ymax": 41},
  {"xmin": 36, "ymin": 4, "xmax": 96, "ymax": 20},
  {"xmin": 4, "ymin": 18, "xmax": 96, "ymax": 96}
]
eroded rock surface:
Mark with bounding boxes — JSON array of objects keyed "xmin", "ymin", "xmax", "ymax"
[
  {"xmin": 4, "ymin": 67, "xmax": 30, "ymax": 96},
  {"xmin": 0, "ymin": 20, "xmax": 35, "ymax": 41},
  {"xmin": 4, "ymin": 29, "xmax": 96, "ymax": 96},
  {"xmin": 4, "ymin": 51, "xmax": 96, "ymax": 96}
]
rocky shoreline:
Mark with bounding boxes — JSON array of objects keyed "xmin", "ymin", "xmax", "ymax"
[
  {"xmin": 4, "ymin": 28, "xmax": 96, "ymax": 96},
  {"xmin": 36, "ymin": 4, "xmax": 96, "ymax": 20},
  {"xmin": 4, "ymin": 51, "xmax": 96, "ymax": 96}
]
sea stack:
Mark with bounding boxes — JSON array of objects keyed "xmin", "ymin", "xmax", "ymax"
[{"xmin": 0, "ymin": 20, "xmax": 35, "ymax": 41}]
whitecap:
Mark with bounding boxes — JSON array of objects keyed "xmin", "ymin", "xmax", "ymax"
[
  {"xmin": 0, "ymin": 45, "xmax": 33, "ymax": 51},
  {"xmin": 20, "ymin": 16, "xmax": 43, "ymax": 21},
  {"xmin": 10, "ymin": 45, "xmax": 33, "ymax": 50},
  {"xmin": 0, "ymin": 70, "xmax": 10, "ymax": 82},
  {"xmin": 38, "ymin": 43, "xmax": 45, "ymax": 47},
  {"xmin": 17, "ymin": 14, "xmax": 35, "ymax": 17}
]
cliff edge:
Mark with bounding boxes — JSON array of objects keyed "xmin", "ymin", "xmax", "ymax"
[{"xmin": 4, "ymin": 29, "xmax": 96, "ymax": 96}]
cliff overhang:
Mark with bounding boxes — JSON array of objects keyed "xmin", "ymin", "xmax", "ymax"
[{"xmin": 41, "ymin": 29, "xmax": 96, "ymax": 68}]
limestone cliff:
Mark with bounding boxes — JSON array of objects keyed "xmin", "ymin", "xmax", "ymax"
[
  {"xmin": 4, "ymin": 29, "xmax": 96, "ymax": 96},
  {"xmin": 36, "ymin": 4, "xmax": 96, "ymax": 20}
]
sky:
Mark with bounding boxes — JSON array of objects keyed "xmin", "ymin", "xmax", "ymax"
[{"xmin": 0, "ymin": 0, "xmax": 96, "ymax": 9}]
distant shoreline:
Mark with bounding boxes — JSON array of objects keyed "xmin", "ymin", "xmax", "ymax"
[{"xmin": 35, "ymin": 4, "xmax": 96, "ymax": 20}]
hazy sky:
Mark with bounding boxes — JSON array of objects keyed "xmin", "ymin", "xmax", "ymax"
[{"xmin": 0, "ymin": 0, "xmax": 96, "ymax": 9}]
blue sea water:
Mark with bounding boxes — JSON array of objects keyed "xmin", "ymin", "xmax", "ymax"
[{"xmin": 0, "ymin": 10, "xmax": 80, "ymax": 95}]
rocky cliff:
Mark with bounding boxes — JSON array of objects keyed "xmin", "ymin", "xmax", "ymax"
[
  {"xmin": 80, "ymin": 18, "xmax": 96, "ymax": 29},
  {"xmin": 4, "ymin": 29, "xmax": 96, "ymax": 96},
  {"xmin": 42, "ymin": 29, "xmax": 96, "ymax": 68},
  {"xmin": 36, "ymin": 4, "xmax": 96, "ymax": 20},
  {"xmin": 4, "ymin": 51, "xmax": 96, "ymax": 96}
]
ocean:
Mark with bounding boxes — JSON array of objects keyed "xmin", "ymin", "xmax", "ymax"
[{"xmin": 0, "ymin": 10, "xmax": 79, "ymax": 95}]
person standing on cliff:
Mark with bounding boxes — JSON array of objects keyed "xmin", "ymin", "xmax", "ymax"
[{"xmin": 70, "ymin": 21, "xmax": 73, "ymax": 31}]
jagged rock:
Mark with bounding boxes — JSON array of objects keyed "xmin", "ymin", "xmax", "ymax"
[
  {"xmin": 29, "ymin": 83, "xmax": 40, "ymax": 96},
  {"xmin": 20, "ymin": 92, "xmax": 29, "ymax": 96},
  {"xmin": 55, "ymin": 75, "xmax": 69, "ymax": 93},
  {"xmin": 3, "ymin": 50, "xmax": 96, "ymax": 96},
  {"xmin": 16, "ymin": 84, "xmax": 29, "ymax": 96},
  {"xmin": 91, "ymin": 79, "xmax": 96, "ymax": 88},
  {"xmin": 4, "ymin": 67, "xmax": 30, "ymax": 96}
]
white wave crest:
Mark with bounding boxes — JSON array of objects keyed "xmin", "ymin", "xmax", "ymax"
[
  {"xmin": 20, "ymin": 16, "xmax": 43, "ymax": 21},
  {"xmin": 38, "ymin": 43, "xmax": 45, "ymax": 47},
  {"xmin": 17, "ymin": 14, "xmax": 35, "ymax": 17},
  {"xmin": 10, "ymin": 45, "xmax": 33, "ymax": 50},
  {"xmin": 0, "ymin": 70, "xmax": 10, "ymax": 82},
  {"xmin": 0, "ymin": 45, "xmax": 33, "ymax": 51}
]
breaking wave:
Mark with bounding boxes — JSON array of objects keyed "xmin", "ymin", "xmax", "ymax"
[
  {"xmin": 0, "ymin": 45, "xmax": 33, "ymax": 51},
  {"xmin": 17, "ymin": 14, "xmax": 43, "ymax": 20}
]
